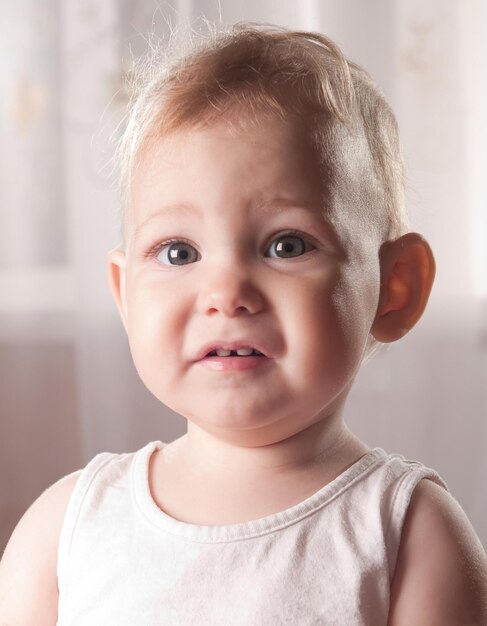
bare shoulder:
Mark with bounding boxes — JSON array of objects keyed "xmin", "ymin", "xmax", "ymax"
[
  {"xmin": 388, "ymin": 478, "xmax": 487, "ymax": 626},
  {"xmin": 0, "ymin": 469, "xmax": 82, "ymax": 626}
]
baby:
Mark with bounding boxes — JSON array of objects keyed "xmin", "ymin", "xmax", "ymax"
[{"xmin": 1, "ymin": 22, "xmax": 486, "ymax": 625}]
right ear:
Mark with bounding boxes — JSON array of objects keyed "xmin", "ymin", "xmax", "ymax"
[{"xmin": 107, "ymin": 249, "xmax": 128, "ymax": 334}]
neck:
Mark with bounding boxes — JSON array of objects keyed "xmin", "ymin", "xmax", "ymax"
[{"xmin": 163, "ymin": 409, "xmax": 368, "ymax": 484}]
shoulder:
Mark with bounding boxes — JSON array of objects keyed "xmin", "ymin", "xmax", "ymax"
[
  {"xmin": 388, "ymin": 478, "xmax": 487, "ymax": 626},
  {"xmin": 0, "ymin": 469, "xmax": 82, "ymax": 625}
]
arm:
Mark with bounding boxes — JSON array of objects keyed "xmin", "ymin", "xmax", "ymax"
[
  {"xmin": 0, "ymin": 470, "xmax": 81, "ymax": 626},
  {"xmin": 388, "ymin": 478, "xmax": 487, "ymax": 626}
]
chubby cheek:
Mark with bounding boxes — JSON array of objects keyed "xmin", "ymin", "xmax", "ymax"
[
  {"xmin": 287, "ymin": 268, "xmax": 377, "ymax": 397},
  {"xmin": 125, "ymin": 278, "xmax": 186, "ymax": 398},
  {"xmin": 330, "ymin": 263, "xmax": 380, "ymax": 362}
]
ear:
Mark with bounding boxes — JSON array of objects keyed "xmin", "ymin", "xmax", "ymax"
[
  {"xmin": 107, "ymin": 249, "xmax": 128, "ymax": 334},
  {"xmin": 371, "ymin": 233, "xmax": 435, "ymax": 343}
]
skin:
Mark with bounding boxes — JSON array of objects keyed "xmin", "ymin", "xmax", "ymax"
[
  {"xmin": 108, "ymin": 116, "xmax": 380, "ymax": 506},
  {"xmin": 107, "ymin": 114, "xmax": 432, "ymax": 522}
]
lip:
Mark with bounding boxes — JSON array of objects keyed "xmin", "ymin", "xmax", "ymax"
[
  {"xmin": 198, "ymin": 355, "xmax": 271, "ymax": 371},
  {"xmin": 195, "ymin": 340, "xmax": 273, "ymax": 362}
]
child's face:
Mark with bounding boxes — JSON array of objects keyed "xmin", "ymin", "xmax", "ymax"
[{"xmin": 110, "ymin": 115, "xmax": 381, "ymax": 446}]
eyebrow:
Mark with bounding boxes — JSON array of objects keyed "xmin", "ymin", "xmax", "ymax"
[
  {"xmin": 133, "ymin": 203, "xmax": 201, "ymax": 241},
  {"xmin": 253, "ymin": 197, "xmax": 322, "ymax": 214},
  {"xmin": 132, "ymin": 196, "xmax": 342, "ymax": 248},
  {"xmin": 259, "ymin": 198, "xmax": 347, "ymax": 259}
]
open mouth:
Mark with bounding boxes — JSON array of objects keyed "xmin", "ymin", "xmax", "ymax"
[
  {"xmin": 198, "ymin": 345, "xmax": 270, "ymax": 371},
  {"xmin": 206, "ymin": 348, "xmax": 264, "ymax": 357}
]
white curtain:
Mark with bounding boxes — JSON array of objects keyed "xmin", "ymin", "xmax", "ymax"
[{"xmin": 1, "ymin": 0, "xmax": 486, "ymax": 553}]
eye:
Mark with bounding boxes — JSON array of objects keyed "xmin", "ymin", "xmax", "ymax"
[
  {"xmin": 156, "ymin": 241, "xmax": 200, "ymax": 266},
  {"xmin": 265, "ymin": 232, "xmax": 315, "ymax": 259}
]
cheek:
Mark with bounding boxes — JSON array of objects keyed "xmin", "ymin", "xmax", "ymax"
[
  {"xmin": 125, "ymin": 281, "xmax": 184, "ymax": 385},
  {"xmin": 128, "ymin": 275, "xmax": 185, "ymax": 336},
  {"xmin": 289, "ymin": 268, "xmax": 377, "ymax": 377},
  {"xmin": 331, "ymin": 263, "xmax": 380, "ymax": 351}
]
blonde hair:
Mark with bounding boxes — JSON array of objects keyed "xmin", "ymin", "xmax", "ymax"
[{"xmin": 116, "ymin": 21, "xmax": 408, "ymax": 245}]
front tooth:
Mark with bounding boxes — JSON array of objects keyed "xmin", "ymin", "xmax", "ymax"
[
  {"xmin": 215, "ymin": 348, "xmax": 232, "ymax": 357},
  {"xmin": 236, "ymin": 347, "xmax": 253, "ymax": 356}
]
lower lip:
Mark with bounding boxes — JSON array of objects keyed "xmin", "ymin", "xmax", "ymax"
[{"xmin": 198, "ymin": 356, "xmax": 271, "ymax": 371}]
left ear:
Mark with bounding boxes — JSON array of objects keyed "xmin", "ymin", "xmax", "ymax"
[{"xmin": 371, "ymin": 232, "xmax": 435, "ymax": 343}]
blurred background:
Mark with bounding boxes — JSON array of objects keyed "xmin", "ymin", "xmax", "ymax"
[{"xmin": 1, "ymin": 0, "xmax": 486, "ymax": 554}]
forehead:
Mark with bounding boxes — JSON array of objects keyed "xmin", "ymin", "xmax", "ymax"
[
  {"xmin": 127, "ymin": 114, "xmax": 380, "ymax": 254},
  {"xmin": 134, "ymin": 116, "xmax": 322, "ymax": 195},
  {"xmin": 130, "ymin": 117, "xmax": 318, "ymax": 219}
]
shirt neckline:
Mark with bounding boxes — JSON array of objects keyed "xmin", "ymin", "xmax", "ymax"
[{"xmin": 132, "ymin": 439, "xmax": 387, "ymax": 544}]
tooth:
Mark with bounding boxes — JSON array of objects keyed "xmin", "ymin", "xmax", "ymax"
[
  {"xmin": 215, "ymin": 348, "xmax": 232, "ymax": 357},
  {"xmin": 236, "ymin": 348, "xmax": 253, "ymax": 356}
]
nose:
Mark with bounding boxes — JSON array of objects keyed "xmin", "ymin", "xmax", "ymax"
[{"xmin": 196, "ymin": 266, "xmax": 265, "ymax": 317}]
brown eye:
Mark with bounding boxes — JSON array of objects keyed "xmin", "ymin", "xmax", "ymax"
[
  {"xmin": 266, "ymin": 234, "xmax": 312, "ymax": 259},
  {"xmin": 157, "ymin": 241, "xmax": 200, "ymax": 265}
]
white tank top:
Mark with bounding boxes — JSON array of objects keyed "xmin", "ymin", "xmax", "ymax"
[{"xmin": 56, "ymin": 440, "xmax": 448, "ymax": 625}]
